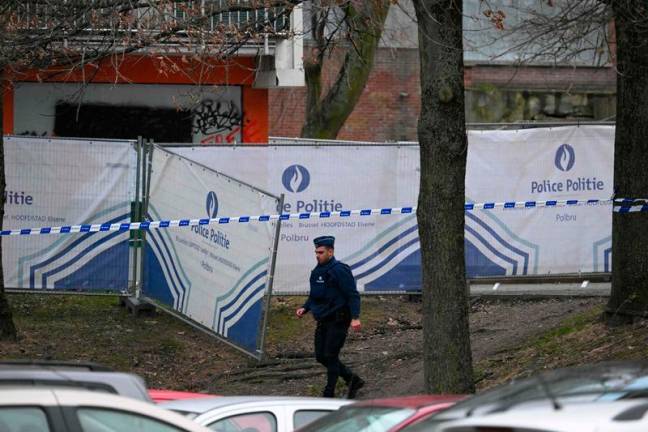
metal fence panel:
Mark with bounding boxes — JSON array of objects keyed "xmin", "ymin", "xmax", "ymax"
[
  {"xmin": 141, "ymin": 145, "xmax": 281, "ymax": 358},
  {"xmin": 2, "ymin": 136, "xmax": 134, "ymax": 292}
]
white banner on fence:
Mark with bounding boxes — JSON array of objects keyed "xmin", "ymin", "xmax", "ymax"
[
  {"xmin": 142, "ymin": 146, "xmax": 280, "ymax": 356},
  {"xmin": 172, "ymin": 145, "xmax": 420, "ymax": 293},
  {"xmin": 465, "ymin": 125, "xmax": 614, "ymax": 276},
  {"xmin": 172, "ymin": 125, "xmax": 614, "ymax": 292},
  {"xmin": 2, "ymin": 136, "xmax": 133, "ymax": 291}
]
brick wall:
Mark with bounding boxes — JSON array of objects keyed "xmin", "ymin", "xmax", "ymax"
[
  {"xmin": 269, "ymin": 47, "xmax": 617, "ymax": 142},
  {"xmin": 269, "ymin": 47, "xmax": 421, "ymax": 142}
]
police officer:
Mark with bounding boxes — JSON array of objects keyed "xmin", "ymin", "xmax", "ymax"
[{"xmin": 296, "ymin": 235, "xmax": 364, "ymax": 399}]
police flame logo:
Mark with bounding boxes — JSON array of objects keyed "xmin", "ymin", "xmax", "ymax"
[
  {"xmin": 282, "ymin": 165, "xmax": 310, "ymax": 193},
  {"xmin": 554, "ymin": 144, "xmax": 575, "ymax": 172},
  {"xmin": 206, "ymin": 191, "xmax": 219, "ymax": 218}
]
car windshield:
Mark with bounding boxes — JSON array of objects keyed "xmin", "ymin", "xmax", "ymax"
[
  {"xmin": 418, "ymin": 362, "xmax": 648, "ymax": 426},
  {"xmin": 297, "ymin": 406, "xmax": 416, "ymax": 432}
]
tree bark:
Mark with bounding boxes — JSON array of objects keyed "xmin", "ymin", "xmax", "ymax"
[
  {"xmin": 301, "ymin": 0, "xmax": 390, "ymax": 139},
  {"xmin": 412, "ymin": 0, "xmax": 474, "ymax": 393},
  {"xmin": 607, "ymin": 1, "xmax": 648, "ymax": 324},
  {"xmin": 0, "ymin": 70, "xmax": 18, "ymax": 341}
]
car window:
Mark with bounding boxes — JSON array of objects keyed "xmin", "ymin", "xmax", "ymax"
[
  {"xmin": 207, "ymin": 412, "xmax": 277, "ymax": 432},
  {"xmin": 0, "ymin": 407, "xmax": 51, "ymax": 432},
  {"xmin": 77, "ymin": 408, "xmax": 188, "ymax": 432},
  {"xmin": 293, "ymin": 410, "xmax": 331, "ymax": 429}
]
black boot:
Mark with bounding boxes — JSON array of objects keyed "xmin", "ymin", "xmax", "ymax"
[{"xmin": 347, "ymin": 375, "xmax": 365, "ymax": 399}]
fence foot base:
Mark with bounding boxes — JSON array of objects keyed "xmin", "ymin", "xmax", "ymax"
[{"xmin": 120, "ymin": 296, "xmax": 156, "ymax": 316}]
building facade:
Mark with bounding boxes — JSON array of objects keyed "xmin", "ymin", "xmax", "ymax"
[{"xmin": 269, "ymin": 0, "xmax": 616, "ymax": 141}]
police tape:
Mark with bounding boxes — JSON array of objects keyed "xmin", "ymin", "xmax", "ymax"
[
  {"xmin": 0, "ymin": 207, "xmax": 415, "ymax": 236},
  {"xmin": 613, "ymin": 198, "xmax": 648, "ymax": 213},
  {"xmin": 1, "ymin": 199, "xmax": 647, "ymax": 236}
]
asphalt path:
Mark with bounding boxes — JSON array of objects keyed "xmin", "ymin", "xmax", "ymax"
[{"xmin": 470, "ymin": 281, "xmax": 610, "ymax": 297}]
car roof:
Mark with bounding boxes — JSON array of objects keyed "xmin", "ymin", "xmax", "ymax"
[
  {"xmin": 0, "ymin": 360, "xmax": 111, "ymax": 371},
  {"xmin": 352, "ymin": 395, "xmax": 466, "ymax": 409},
  {"xmin": 433, "ymin": 360, "xmax": 648, "ymax": 421},
  {"xmin": 0, "ymin": 368, "xmax": 152, "ymax": 402},
  {"xmin": 0, "ymin": 388, "xmax": 212, "ymax": 432},
  {"xmin": 440, "ymin": 399, "xmax": 648, "ymax": 432},
  {"xmin": 161, "ymin": 396, "xmax": 351, "ymax": 414}
]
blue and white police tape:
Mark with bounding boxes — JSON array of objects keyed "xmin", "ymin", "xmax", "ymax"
[
  {"xmin": 2, "ymin": 199, "xmax": 647, "ymax": 237},
  {"xmin": 613, "ymin": 198, "xmax": 648, "ymax": 213},
  {"xmin": 464, "ymin": 198, "xmax": 613, "ymax": 211},
  {"xmin": 0, "ymin": 207, "xmax": 415, "ymax": 236},
  {"xmin": 463, "ymin": 198, "xmax": 648, "ymax": 212}
]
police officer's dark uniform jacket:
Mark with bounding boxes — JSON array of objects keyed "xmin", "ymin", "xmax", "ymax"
[{"xmin": 301, "ymin": 236, "xmax": 363, "ymax": 398}]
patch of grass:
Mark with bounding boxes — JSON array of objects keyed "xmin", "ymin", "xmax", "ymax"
[
  {"xmin": 265, "ymin": 296, "xmax": 312, "ymax": 347},
  {"xmin": 474, "ymin": 304, "xmax": 646, "ymax": 390},
  {"xmin": 158, "ymin": 337, "xmax": 183, "ymax": 356},
  {"xmin": 533, "ymin": 306, "xmax": 604, "ymax": 351}
]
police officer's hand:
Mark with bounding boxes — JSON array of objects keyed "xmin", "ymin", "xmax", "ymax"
[
  {"xmin": 351, "ymin": 319, "xmax": 361, "ymax": 331},
  {"xmin": 296, "ymin": 307, "xmax": 306, "ymax": 318}
]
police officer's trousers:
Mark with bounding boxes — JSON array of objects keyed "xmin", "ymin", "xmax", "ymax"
[{"xmin": 314, "ymin": 312, "xmax": 353, "ymax": 397}]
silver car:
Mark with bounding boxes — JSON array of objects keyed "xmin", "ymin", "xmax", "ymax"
[
  {"xmin": 0, "ymin": 387, "xmax": 213, "ymax": 432},
  {"xmin": 162, "ymin": 396, "xmax": 352, "ymax": 432}
]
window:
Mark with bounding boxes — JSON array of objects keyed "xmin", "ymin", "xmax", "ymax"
[
  {"xmin": 208, "ymin": 412, "xmax": 277, "ymax": 432},
  {"xmin": 0, "ymin": 407, "xmax": 51, "ymax": 432},
  {"xmin": 294, "ymin": 410, "xmax": 332, "ymax": 429},
  {"xmin": 77, "ymin": 408, "xmax": 187, "ymax": 432}
]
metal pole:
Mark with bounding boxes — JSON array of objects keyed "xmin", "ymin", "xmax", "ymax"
[
  {"xmin": 257, "ymin": 194, "xmax": 284, "ymax": 360},
  {"xmin": 138, "ymin": 140, "xmax": 154, "ymax": 300},
  {"xmin": 132, "ymin": 137, "xmax": 142, "ymax": 298}
]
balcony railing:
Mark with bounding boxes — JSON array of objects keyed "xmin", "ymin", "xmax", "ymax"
[{"xmin": 15, "ymin": 1, "xmax": 291, "ymax": 38}]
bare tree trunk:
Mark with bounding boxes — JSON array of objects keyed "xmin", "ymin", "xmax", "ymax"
[
  {"xmin": 301, "ymin": 0, "xmax": 390, "ymax": 139},
  {"xmin": 0, "ymin": 71, "xmax": 18, "ymax": 341},
  {"xmin": 607, "ymin": 1, "xmax": 648, "ymax": 324},
  {"xmin": 412, "ymin": 0, "xmax": 474, "ymax": 393}
]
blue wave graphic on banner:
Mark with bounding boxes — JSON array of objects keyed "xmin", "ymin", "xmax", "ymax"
[
  {"xmin": 54, "ymin": 242, "xmax": 129, "ymax": 291},
  {"xmin": 143, "ymin": 247, "xmax": 176, "ymax": 307},
  {"xmin": 227, "ymin": 297, "xmax": 264, "ymax": 352},
  {"xmin": 28, "ymin": 213, "xmax": 130, "ymax": 291},
  {"xmin": 364, "ymin": 249, "xmax": 421, "ymax": 292},
  {"xmin": 464, "ymin": 212, "xmax": 537, "ymax": 277}
]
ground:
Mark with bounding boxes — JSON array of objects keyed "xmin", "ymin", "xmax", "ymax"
[{"xmin": 1, "ymin": 293, "xmax": 644, "ymax": 399}]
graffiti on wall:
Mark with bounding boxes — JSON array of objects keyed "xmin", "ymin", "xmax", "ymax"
[
  {"xmin": 192, "ymin": 99, "xmax": 243, "ymax": 144},
  {"xmin": 14, "ymin": 83, "xmax": 246, "ymax": 144}
]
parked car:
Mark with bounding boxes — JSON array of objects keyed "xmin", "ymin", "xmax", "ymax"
[
  {"xmin": 295, "ymin": 395, "xmax": 464, "ymax": 432},
  {"xmin": 0, "ymin": 360, "xmax": 152, "ymax": 402},
  {"xmin": 149, "ymin": 389, "xmax": 219, "ymax": 403},
  {"xmin": 0, "ymin": 387, "xmax": 213, "ymax": 432},
  {"xmin": 162, "ymin": 396, "xmax": 352, "ymax": 432},
  {"xmin": 413, "ymin": 399, "xmax": 648, "ymax": 432},
  {"xmin": 400, "ymin": 361, "xmax": 648, "ymax": 432}
]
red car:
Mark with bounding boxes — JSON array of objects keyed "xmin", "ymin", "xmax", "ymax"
[
  {"xmin": 295, "ymin": 395, "xmax": 464, "ymax": 432},
  {"xmin": 148, "ymin": 389, "xmax": 218, "ymax": 403}
]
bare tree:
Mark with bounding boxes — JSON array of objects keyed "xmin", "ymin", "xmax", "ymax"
[
  {"xmin": 477, "ymin": 0, "xmax": 648, "ymax": 324},
  {"xmin": 412, "ymin": 0, "xmax": 475, "ymax": 394},
  {"xmin": 301, "ymin": 0, "xmax": 391, "ymax": 139},
  {"xmin": 0, "ymin": 0, "xmax": 297, "ymax": 340},
  {"xmin": 471, "ymin": 0, "xmax": 611, "ymax": 66}
]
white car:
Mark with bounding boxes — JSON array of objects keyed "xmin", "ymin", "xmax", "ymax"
[
  {"xmin": 162, "ymin": 396, "xmax": 352, "ymax": 432},
  {"xmin": 412, "ymin": 399, "xmax": 648, "ymax": 432},
  {"xmin": 0, "ymin": 388, "xmax": 213, "ymax": 432}
]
